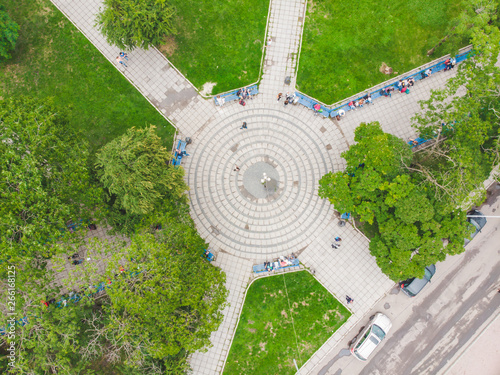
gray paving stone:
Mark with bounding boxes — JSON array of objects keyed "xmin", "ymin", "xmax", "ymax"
[{"xmin": 48, "ymin": 0, "xmax": 472, "ymax": 373}]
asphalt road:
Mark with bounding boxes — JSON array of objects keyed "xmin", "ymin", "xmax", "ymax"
[{"xmin": 314, "ymin": 184, "xmax": 500, "ymax": 375}]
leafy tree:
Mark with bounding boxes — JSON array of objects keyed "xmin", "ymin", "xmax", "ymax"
[
  {"xmin": 95, "ymin": 125, "xmax": 188, "ymax": 217},
  {"xmin": 319, "ymin": 122, "xmax": 469, "ymax": 281},
  {"xmin": 0, "ymin": 5, "xmax": 19, "ymax": 60},
  {"xmin": 427, "ymin": 0, "xmax": 499, "ymax": 56},
  {"xmin": 104, "ymin": 223, "xmax": 227, "ymax": 366},
  {"xmin": 413, "ymin": 0, "xmax": 500, "ymax": 205},
  {"xmin": 0, "ymin": 97, "xmax": 102, "ymax": 262},
  {"xmin": 96, "ymin": 0, "xmax": 176, "ymax": 50},
  {"xmin": 1, "ymin": 300, "xmax": 100, "ymax": 374},
  {"xmin": 74, "ymin": 202, "xmax": 227, "ymax": 373}
]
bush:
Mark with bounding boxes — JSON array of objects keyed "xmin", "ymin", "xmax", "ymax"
[
  {"xmin": 96, "ymin": 0, "xmax": 176, "ymax": 50},
  {"xmin": 0, "ymin": 4, "xmax": 19, "ymax": 59}
]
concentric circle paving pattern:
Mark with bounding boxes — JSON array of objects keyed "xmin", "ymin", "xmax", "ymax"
[{"xmin": 188, "ymin": 107, "xmax": 337, "ymax": 259}]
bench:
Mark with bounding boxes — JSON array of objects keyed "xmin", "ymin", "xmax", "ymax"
[
  {"xmin": 253, "ymin": 258, "xmax": 300, "ymax": 273},
  {"xmin": 202, "ymin": 249, "xmax": 216, "ymax": 262},
  {"xmin": 173, "ymin": 139, "xmax": 187, "ymax": 166},
  {"xmin": 252, "ymin": 263, "xmax": 268, "ymax": 273},
  {"xmin": 408, "ymin": 137, "xmax": 431, "ymax": 148},
  {"xmin": 330, "ymin": 106, "xmax": 349, "ymax": 118},
  {"xmin": 278, "ymin": 258, "xmax": 300, "ymax": 270},
  {"xmin": 340, "ymin": 212, "xmax": 351, "ymax": 220},
  {"xmin": 294, "ymin": 92, "xmax": 330, "ymax": 118},
  {"xmin": 214, "ymin": 84, "xmax": 259, "ymax": 106}
]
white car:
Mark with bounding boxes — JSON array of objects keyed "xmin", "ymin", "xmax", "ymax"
[{"xmin": 350, "ymin": 313, "xmax": 392, "ymax": 361}]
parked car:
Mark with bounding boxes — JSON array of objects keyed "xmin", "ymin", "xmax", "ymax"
[
  {"xmin": 464, "ymin": 210, "xmax": 487, "ymax": 246},
  {"xmin": 399, "ymin": 264, "xmax": 436, "ymax": 297},
  {"xmin": 350, "ymin": 313, "xmax": 392, "ymax": 361}
]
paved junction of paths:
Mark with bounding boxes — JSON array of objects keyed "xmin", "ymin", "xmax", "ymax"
[{"xmin": 50, "ymin": 0, "xmax": 464, "ymax": 373}]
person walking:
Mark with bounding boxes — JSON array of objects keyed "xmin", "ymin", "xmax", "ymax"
[
  {"xmin": 119, "ymin": 52, "xmax": 128, "ymax": 61},
  {"xmin": 116, "ymin": 55, "xmax": 127, "ymax": 68},
  {"xmin": 346, "ymin": 295, "xmax": 354, "ymax": 304},
  {"xmin": 277, "ymin": 93, "xmax": 282, "ymax": 102},
  {"xmin": 240, "ymin": 122, "xmax": 248, "ymax": 130},
  {"xmin": 234, "ymin": 165, "xmax": 240, "ymax": 171}
]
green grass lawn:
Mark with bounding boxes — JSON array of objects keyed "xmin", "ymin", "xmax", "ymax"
[
  {"xmin": 162, "ymin": 0, "xmax": 269, "ymax": 95},
  {"xmin": 224, "ymin": 271, "xmax": 350, "ymax": 375},
  {"xmin": 297, "ymin": 0, "xmax": 466, "ymax": 104},
  {"xmin": 0, "ymin": 0, "xmax": 175, "ymax": 154}
]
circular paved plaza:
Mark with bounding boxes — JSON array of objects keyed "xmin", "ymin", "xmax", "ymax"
[{"xmin": 186, "ymin": 106, "xmax": 342, "ymax": 259}]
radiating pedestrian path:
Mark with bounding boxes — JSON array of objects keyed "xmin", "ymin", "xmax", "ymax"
[
  {"xmin": 51, "ymin": 0, "xmax": 218, "ymax": 139},
  {"xmin": 49, "ymin": 0, "xmax": 465, "ymax": 373}
]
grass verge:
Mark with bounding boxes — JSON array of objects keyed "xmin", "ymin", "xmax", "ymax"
[
  {"xmin": 224, "ymin": 271, "xmax": 350, "ymax": 375},
  {"xmin": 297, "ymin": 0, "xmax": 466, "ymax": 104},
  {"xmin": 0, "ymin": 0, "xmax": 175, "ymax": 153},
  {"xmin": 161, "ymin": 0, "xmax": 269, "ymax": 95}
]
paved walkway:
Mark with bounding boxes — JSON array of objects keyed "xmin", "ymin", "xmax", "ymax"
[{"xmin": 50, "ymin": 0, "xmax": 463, "ymax": 373}]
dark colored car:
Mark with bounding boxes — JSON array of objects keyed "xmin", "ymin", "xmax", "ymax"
[
  {"xmin": 464, "ymin": 210, "xmax": 487, "ymax": 246},
  {"xmin": 399, "ymin": 264, "xmax": 436, "ymax": 297}
]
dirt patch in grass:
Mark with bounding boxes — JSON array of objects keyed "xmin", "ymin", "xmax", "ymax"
[
  {"xmin": 159, "ymin": 35, "xmax": 178, "ymax": 57},
  {"xmin": 200, "ymin": 81, "xmax": 216, "ymax": 96}
]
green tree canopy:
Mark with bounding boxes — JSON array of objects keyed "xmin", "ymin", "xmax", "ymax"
[
  {"xmin": 412, "ymin": 0, "xmax": 500, "ymax": 206},
  {"xmin": 95, "ymin": 125, "xmax": 188, "ymax": 216},
  {"xmin": 2, "ymin": 199, "xmax": 227, "ymax": 374},
  {"xmin": 0, "ymin": 97, "xmax": 102, "ymax": 262},
  {"xmin": 96, "ymin": 0, "xmax": 176, "ymax": 50},
  {"xmin": 319, "ymin": 122, "xmax": 469, "ymax": 281},
  {"xmin": 101, "ymin": 205, "xmax": 228, "ymax": 372},
  {"xmin": 0, "ymin": 5, "xmax": 19, "ymax": 60}
]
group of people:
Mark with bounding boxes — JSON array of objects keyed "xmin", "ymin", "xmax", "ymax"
[
  {"xmin": 277, "ymin": 92, "xmax": 298, "ymax": 106},
  {"xmin": 444, "ymin": 57, "xmax": 456, "ymax": 71},
  {"xmin": 263, "ymin": 253, "xmax": 297, "ymax": 272},
  {"xmin": 341, "ymin": 93, "xmax": 373, "ymax": 118},
  {"xmin": 215, "ymin": 87, "xmax": 253, "ymax": 107},
  {"xmin": 237, "ymin": 87, "xmax": 252, "ymax": 106},
  {"xmin": 116, "ymin": 52, "xmax": 128, "ymax": 67},
  {"xmin": 396, "ymin": 77, "xmax": 415, "ymax": 94},
  {"xmin": 68, "ymin": 252, "xmax": 92, "ymax": 266},
  {"xmin": 331, "ymin": 236, "xmax": 342, "ymax": 249},
  {"xmin": 348, "ymin": 97, "xmax": 368, "ymax": 111}
]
